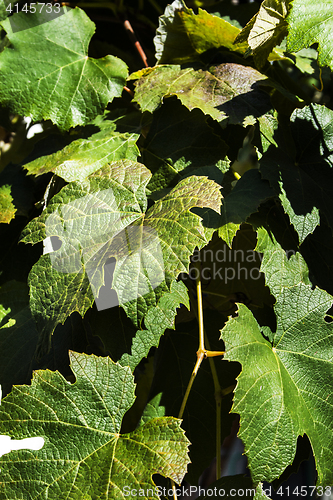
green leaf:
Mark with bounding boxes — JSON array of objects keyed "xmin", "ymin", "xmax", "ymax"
[
  {"xmin": 140, "ymin": 393, "xmax": 166, "ymax": 426},
  {"xmin": 221, "ymin": 288, "xmax": 333, "ymax": 485},
  {"xmin": 21, "ymin": 161, "xmax": 221, "ymax": 354},
  {"xmin": 21, "ymin": 160, "xmax": 150, "ymax": 352},
  {"xmin": 154, "ymin": 0, "xmax": 194, "ymax": 64},
  {"xmin": 0, "ymin": 351, "xmax": 190, "ymax": 498},
  {"xmin": 219, "ymin": 169, "xmax": 275, "ymax": 247},
  {"xmin": 155, "ymin": 1, "xmax": 247, "ymax": 64},
  {"xmin": 0, "ymin": 163, "xmax": 35, "ymax": 218},
  {"xmin": 24, "ymin": 121, "xmax": 139, "ymax": 182},
  {"xmin": 279, "ymin": 182, "xmax": 320, "ymax": 243},
  {"xmin": 144, "ymin": 175, "xmax": 221, "ymax": 280},
  {"xmin": 133, "ymin": 64, "xmax": 274, "ymax": 126},
  {"xmin": 236, "ymin": 0, "xmax": 289, "ymax": 68},
  {"xmin": 287, "ymin": 0, "xmax": 333, "ymax": 70},
  {"xmin": 260, "ymin": 104, "xmax": 333, "ymax": 240},
  {"xmin": 292, "ymin": 47, "xmax": 317, "ymax": 74},
  {"xmin": 0, "ymin": 0, "xmax": 8, "ymax": 22},
  {"xmin": 141, "ymin": 98, "xmax": 228, "ymax": 192},
  {"xmin": 0, "ymin": 8, "xmax": 128, "ymax": 131},
  {"xmin": 120, "ymin": 280, "xmax": 189, "ymax": 371},
  {"xmin": 218, "ymin": 222, "xmax": 240, "ymax": 248},
  {"xmin": 257, "ymin": 113, "xmax": 278, "ymax": 154},
  {"xmin": 0, "ymin": 184, "xmax": 16, "ymax": 223},
  {"xmin": 255, "ymin": 227, "xmax": 310, "ymax": 301}
]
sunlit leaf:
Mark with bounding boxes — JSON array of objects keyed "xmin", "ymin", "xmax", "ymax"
[
  {"xmin": 0, "ymin": 8, "xmax": 128, "ymax": 130},
  {"xmin": 0, "ymin": 351, "xmax": 190, "ymax": 498},
  {"xmin": 287, "ymin": 0, "xmax": 333, "ymax": 70}
]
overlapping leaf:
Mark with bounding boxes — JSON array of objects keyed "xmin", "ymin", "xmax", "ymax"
[
  {"xmin": 219, "ymin": 169, "xmax": 274, "ymax": 247},
  {"xmin": 133, "ymin": 64, "xmax": 274, "ymax": 126},
  {"xmin": 255, "ymin": 227, "xmax": 310, "ymax": 301},
  {"xmin": 24, "ymin": 120, "xmax": 139, "ymax": 182},
  {"xmin": 154, "ymin": 0, "xmax": 247, "ymax": 64},
  {"xmin": 21, "ymin": 160, "xmax": 150, "ymax": 353},
  {"xmin": 0, "ymin": 8, "xmax": 128, "ymax": 130},
  {"xmin": 260, "ymin": 104, "xmax": 333, "ymax": 241},
  {"xmin": 287, "ymin": 0, "xmax": 333, "ymax": 70},
  {"xmin": 84, "ymin": 277, "xmax": 189, "ymax": 373},
  {"xmin": 141, "ymin": 98, "xmax": 228, "ymax": 192},
  {"xmin": 235, "ymin": 0, "xmax": 289, "ymax": 68},
  {"xmin": 21, "ymin": 160, "xmax": 221, "ymax": 354},
  {"xmin": 221, "ymin": 230, "xmax": 333, "ymax": 485},
  {"xmin": 119, "ymin": 280, "xmax": 189, "ymax": 371},
  {"xmin": 0, "ymin": 184, "xmax": 16, "ymax": 223},
  {"xmin": 0, "ymin": 351, "xmax": 190, "ymax": 498}
]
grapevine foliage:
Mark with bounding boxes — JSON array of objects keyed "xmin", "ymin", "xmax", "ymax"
[{"xmin": 0, "ymin": 0, "xmax": 333, "ymax": 498}]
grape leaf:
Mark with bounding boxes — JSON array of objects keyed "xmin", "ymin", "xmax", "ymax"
[
  {"xmin": 221, "ymin": 293, "xmax": 333, "ymax": 485},
  {"xmin": 235, "ymin": 0, "xmax": 289, "ymax": 68},
  {"xmin": 21, "ymin": 161, "xmax": 221, "ymax": 354},
  {"xmin": 154, "ymin": 0, "xmax": 247, "ymax": 64},
  {"xmin": 119, "ymin": 280, "xmax": 189, "ymax": 371},
  {"xmin": 24, "ymin": 120, "xmax": 139, "ymax": 182},
  {"xmin": 0, "ymin": 351, "xmax": 190, "ymax": 498},
  {"xmin": 0, "ymin": 8, "xmax": 128, "ymax": 131},
  {"xmin": 141, "ymin": 98, "xmax": 228, "ymax": 192},
  {"xmin": 218, "ymin": 222, "xmax": 240, "ymax": 248},
  {"xmin": 219, "ymin": 169, "xmax": 275, "ymax": 247},
  {"xmin": 278, "ymin": 182, "xmax": 320, "ymax": 244},
  {"xmin": 140, "ymin": 393, "xmax": 166, "ymax": 427},
  {"xmin": 221, "ymin": 232, "xmax": 333, "ymax": 484},
  {"xmin": 0, "ymin": 184, "xmax": 16, "ymax": 223},
  {"xmin": 84, "ymin": 279, "xmax": 189, "ymax": 373},
  {"xmin": 287, "ymin": 0, "xmax": 333, "ymax": 70},
  {"xmin": 132, "ymin": 64, "xmax": 274, "ymax": 126},
  {"xmin": 154, "ymin": 0, "xmax": 194, "ymax": 64},
  {"xmin": 260, "ymin": 104, "xmax": 333, "ymax": 241},
  {"xmin": 255, "ymin": 227, "xmax": 310, "ymax": 300}
]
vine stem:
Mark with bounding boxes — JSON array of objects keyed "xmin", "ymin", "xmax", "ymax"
[
  {"xmin": 205, "ymin": 333, "xmax": 223, "ymax": 480},
  {"xmin": 123, "ymin": 86, "xmax": 134, "ymax": 97},
  {"xmin": 123, "ymin": 19, "xmax": 148, "ymax": 68},
  {"xmin": 171, "ymin": 262, "xmax": 225, "ymax": 499}
]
